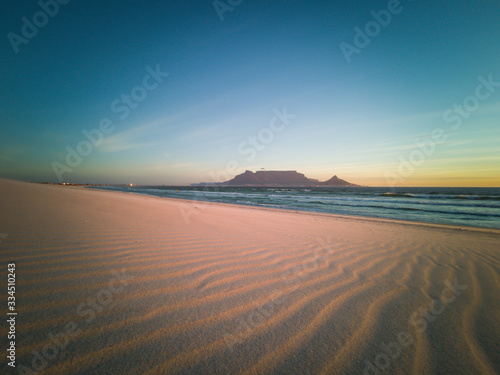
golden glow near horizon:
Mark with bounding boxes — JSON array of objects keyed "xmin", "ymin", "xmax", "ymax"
[{"xmin": 1, "ymin": 3, "xmax": 499, "ymax": 187}]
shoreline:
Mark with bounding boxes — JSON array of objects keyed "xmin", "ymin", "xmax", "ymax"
[
  {"xmin": 83, "ymin": 185, "xmax": 500, "ymax": 235},
  {"xmin": 1, "ymin": 178, "xmax": 499, "ymax": 374}
]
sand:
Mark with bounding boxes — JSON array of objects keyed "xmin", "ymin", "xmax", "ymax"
[{"xmin": 0, "ymin": 178, "xmax": 499, "ymax": 375}]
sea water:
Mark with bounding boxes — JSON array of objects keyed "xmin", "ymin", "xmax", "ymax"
[{"xmin": 88, "ymin": 186, "xmax": 500, "ymax": 229}]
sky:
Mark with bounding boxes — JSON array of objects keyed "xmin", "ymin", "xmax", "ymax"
[{"xmin": 1, "ymin": 0, "xmax": 499, "ymax": 186}]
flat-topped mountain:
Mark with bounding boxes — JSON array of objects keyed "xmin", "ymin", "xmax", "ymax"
[{"xmin": 220, "ymin": 170, "xmax": 359, "ymax": 187}]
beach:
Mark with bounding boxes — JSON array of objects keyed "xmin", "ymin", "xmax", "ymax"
[{"xmin": 0, "ymin": 178, "xmax": 499, "ymax": 374}]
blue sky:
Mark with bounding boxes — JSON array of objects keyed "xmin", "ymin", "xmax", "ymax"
[{"xmin": 1, "ymin": 0, "xmax": 499, "ymax": 186}]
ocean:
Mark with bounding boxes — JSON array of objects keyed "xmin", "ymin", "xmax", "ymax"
[{"xmin": 87, "ymin": 186, "xmax": 500, "ymax": 229}]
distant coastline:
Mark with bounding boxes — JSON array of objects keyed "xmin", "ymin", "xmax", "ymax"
[{"xmin": 193, "ymin": 170, "xmax": 361, "ymax": 187}]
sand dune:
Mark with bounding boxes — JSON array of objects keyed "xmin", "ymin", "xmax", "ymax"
[{"xmin": 0, "ymin": 179, "xmax": 499, "ymax": 374}]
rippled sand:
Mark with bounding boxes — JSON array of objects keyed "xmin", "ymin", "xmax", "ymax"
[{"xmin": 0, "ymin": 179, "xmax": 499, "ymax": 374}]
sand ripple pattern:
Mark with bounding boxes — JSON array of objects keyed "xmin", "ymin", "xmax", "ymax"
[{"xmin": 0, "ymin": 179, "xmax": 499, "ymax": 375}]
